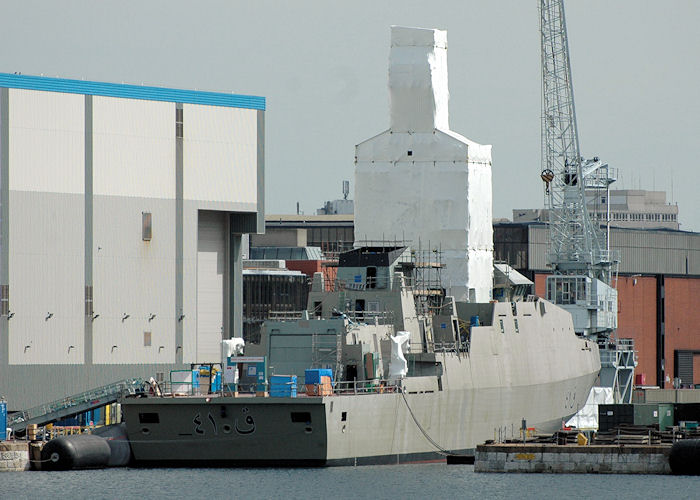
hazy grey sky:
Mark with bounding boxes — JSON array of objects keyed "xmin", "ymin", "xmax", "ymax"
[{"xmin": 3, "ymin": 1, "xmax": 699, "ymax": 231}]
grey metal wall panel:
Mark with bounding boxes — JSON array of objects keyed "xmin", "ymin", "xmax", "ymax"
[
  {"xmin": 183, "ymin": 105, "xmax": 257, "ymax": 206},
  {"xmin": 93, "ymin": 96, "xmax": 175, "ymax": 199},
  {"xmin": 8, "ymin": 192, "xmax": 84, "ymax": 364},
  {"xmin": 525, "ymin": 223, "xmax": 700, "ymax": 275},
  {"xmin": 91, "ymin": 196, "xmax": 176, "ymax": 364},
  {"xmin": 528, "ymin": 225, "xmax": 548, "ymax": 271},
  {"xmin": 7, "ymin": 90, "xmax": 85, "ymax": 365},
  {"xmin": 8, "ymin": 89, "xmax": 84, "ymax": 194},
  {"xmin": 1, "ymin": 363, "xmax": 187, "ymax": 411},
  {"xmin": 196, "ymin": 211, "xmax": 226, "ymax": 362}
]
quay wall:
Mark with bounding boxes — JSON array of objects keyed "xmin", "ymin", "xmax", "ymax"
[
  {"xmin": 475, "ymin": 444, "xmax": 671, "ymax": 474},
  {"xmin": 0, "ymin": 442, "xmax": 29, "ymax": 471}
]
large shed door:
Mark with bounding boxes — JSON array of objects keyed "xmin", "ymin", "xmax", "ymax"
[{"xmin": 197, "ymin": 211, "xmax": 226, "ymax": 362}]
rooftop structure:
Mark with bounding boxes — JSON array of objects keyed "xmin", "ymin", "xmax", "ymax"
[{"xmin": 513, "ymin": 189, "xmax": 679, "ymax": 230}]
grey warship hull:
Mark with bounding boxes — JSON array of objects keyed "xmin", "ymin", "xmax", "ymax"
[{"xmin": 122, "ymin": 298, "xmax": 600, "ymax": 466}]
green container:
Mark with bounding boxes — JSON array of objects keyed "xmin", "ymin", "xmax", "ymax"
[
  {"xmin": 659, "ymin": 403, "xmax": 674, "ymax": 431},
  {"xmin": 634, "ymin": 403, "xmax": 660, "ymax": 426}
]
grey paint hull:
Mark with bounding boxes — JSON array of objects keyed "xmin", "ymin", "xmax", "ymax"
[
  {"xmin": 122, "ymin": 375, "xmax": 595, "ymax": 466},
  {"xmin": 122, "ymin": 362, "xmax": 598, "ymax": 466},
  {"xmin": 122, "ymin": 298, "xmax": 601, "ymax": 465}
]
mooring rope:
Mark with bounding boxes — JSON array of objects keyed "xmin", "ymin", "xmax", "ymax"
[{"xmin": 399, "ymin": 388, "xmax": 471, "ymax": 457}]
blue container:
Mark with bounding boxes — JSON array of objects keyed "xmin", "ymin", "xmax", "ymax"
[
  {"xmin": 0, "ymin": 401, "xmax": 6, "ymax": 440},
  {"xmin": 211, "ymin": 371, "xmax": 222, "ymax": 392},
  {"xmin": 304, "ymin": 369, "xmax": 334, "ymax": 385},
  {"xmin": 270, "ymin": 375, "xmax": 297, "ymax": 397},
  {"xmin": 470, "ymin": 315, "xmax": 480, "ymax": 327}
]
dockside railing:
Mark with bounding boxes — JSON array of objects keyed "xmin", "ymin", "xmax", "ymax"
[{"xmin": 8, "ymin": 378, "xmax": 143, "ymax": 432}]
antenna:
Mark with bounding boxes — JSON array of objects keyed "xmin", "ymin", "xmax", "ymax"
[{"xmin": 342, "ymin": 180, "xmax": 350, "ymax": 200}]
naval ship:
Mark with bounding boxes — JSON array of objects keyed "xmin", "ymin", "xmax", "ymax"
[
  {"xmin": 121, "ymin": 245, "xmax": 600, "ymax": 466},
  {"xmin": 120, "ymin": 25, "xmax": 600, "ymax": 466}
]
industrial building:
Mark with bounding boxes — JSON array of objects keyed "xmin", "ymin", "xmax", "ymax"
[
  {"xmin": 0, "ymin": 73, "xmax": 265, "ymax": 410},
  {"xmin": 513, "ymin": 189, "xmax": 680, "ymax": 230},
  {"xmin": 262, "ymin": 214, "xmax": 354, "ymax": 254}
]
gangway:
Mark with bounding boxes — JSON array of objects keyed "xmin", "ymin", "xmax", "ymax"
[{"xmin": 7, "ymin": 378, "xmax": 143, "ymax": 433}]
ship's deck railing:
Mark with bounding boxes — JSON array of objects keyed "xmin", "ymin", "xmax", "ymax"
[
  {"xmin": 598, "ymin": 337, "xmax": 635, "ymax": 351},
  {"xmin": 598, "ymin": 337, "xmax": 638, "ymax": 367},
  {"xmin": 267, "ymin": 310, "xmax": 305, "ymax": 320},
  {"xmin": 331, "ymin": 379, "xmax": 401, "ymax": 395},
  {"xmin": 421, "ymin": 340, "xmax": 469, "ymax": 354},
  {"xmin": 326, "ymin": 276, "xmax": 394, "ymax": 292},
  {"xmin": 340, "ymin": 310, "xmax": 395, "ymax": 324},
  {"xmin": 145, "ymin": 379, "xmax": 403, "ymax": 397}
]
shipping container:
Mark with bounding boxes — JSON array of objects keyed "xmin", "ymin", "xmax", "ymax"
[
  {"xmin": 633, "ymin": 404, "xmax": 658, "ymax": 426},
  {"xmin": 659, "ymin": 403, "xmax": 674, "ymax": 431},
  {"xmin": 270, "ymin": 375, "xmax": 297, "ymax": 397},
  {"xmin": 598, "ymin": 404, "xmax": 634, "ymax": 432},
  {"xmin": 0, "ymin": 401, "xmax": 6, "ymax": 440}
]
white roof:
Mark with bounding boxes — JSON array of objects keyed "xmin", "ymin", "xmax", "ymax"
[{"xmin": 494, "ymin": 263, "xmax": 533, "ymax": 286}]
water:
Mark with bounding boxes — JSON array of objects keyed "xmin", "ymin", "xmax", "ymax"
[{"xmin": 2, "ymin": 465, "xmax": 699, "ymax": 500}]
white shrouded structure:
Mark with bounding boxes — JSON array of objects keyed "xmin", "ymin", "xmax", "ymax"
[{"xmin": 354, "ymin": 26, "xmax": 493, "ymax": 302}]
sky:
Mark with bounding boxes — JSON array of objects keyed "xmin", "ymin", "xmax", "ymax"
[{"xmin": 3, "ymin": 0, "xmax": 699, "ymax": 231}]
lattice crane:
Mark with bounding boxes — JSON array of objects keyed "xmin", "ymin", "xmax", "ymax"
[
  {"xmin": 539, "ymin": 0, "xmax": 619, "ymax": 338},
  {"xmin": 540, "ymin": 0, "xmax": 635, "ymax": 403}
]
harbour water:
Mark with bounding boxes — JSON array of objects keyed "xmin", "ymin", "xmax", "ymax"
[{"xmin": 2, "ymin": 464, "xmax": 699, "ymax": 499}]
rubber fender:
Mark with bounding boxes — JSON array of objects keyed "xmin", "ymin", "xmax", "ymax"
[
  {"xmin": 40, "ymin": 434, "xmax": 111, "ymax": 471},
  {"xmin": 92, "ymin": 423, "xmax": 133, "ymax": 467},
  {"xmin": 669, "ymin": 439, "xmax": 700, "ymax": 475}
]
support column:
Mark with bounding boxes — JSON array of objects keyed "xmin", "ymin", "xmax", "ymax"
[
  {"xmin": 175, "ymin": 103, "xmax": 184, "ymax": 364},
  {"xmin": 0, "ymin": 88, "xmax": 8, "ymax": 367},
  {"xmin": 229, "ymin": 231, "xmax": 243, "ymax": 340},
  {"xmin": 84, "ymin": 95, "xmax": 93, "ymax": 365}
]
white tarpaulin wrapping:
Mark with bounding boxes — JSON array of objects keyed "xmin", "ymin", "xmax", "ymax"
[
  {"xmin": 389, "ymin": 26, "xmax": 449, "ymax": 132},
  {"xmin": 566, "ymin": 386, "xmax": 614, "ymax": 430},
  {"xmin": 388, "ymin": 331, "xmax": 411, "ymax": 379},
  {"xmin": 355, "ymin": 27, "xmax": 493, "ymax": 302}
]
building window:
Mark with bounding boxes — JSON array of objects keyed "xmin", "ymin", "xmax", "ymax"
[
  {"xmin": 142, "ymin": 212, "xmax": 152, "ymax": 241},
  {"xmin": 144, "ymin": 331, "xmax": 152, "ymax": 347},
  {"xmin": 366, "ymin": 267, "xmax": 377, "ymax": 289},
  {"xmin": 176, "ymin": 108, "xmax": 183, "ymax": 138},
  {"xmin": 0, "ymin": 285, "xmax": 8, "ymax": 316},
  {"xmin": 85, "ymin": 285, "xmax": 93, "ymax": 316}
]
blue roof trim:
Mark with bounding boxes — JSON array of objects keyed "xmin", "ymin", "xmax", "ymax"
[{"xmin": 0, "ymin": 73, "xmax": 265, "ymax": 110}]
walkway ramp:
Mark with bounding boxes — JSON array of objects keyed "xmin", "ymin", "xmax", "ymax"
[{"xmin": 7, "ymin": 378, "xmax": 143, "ymax": 433}]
